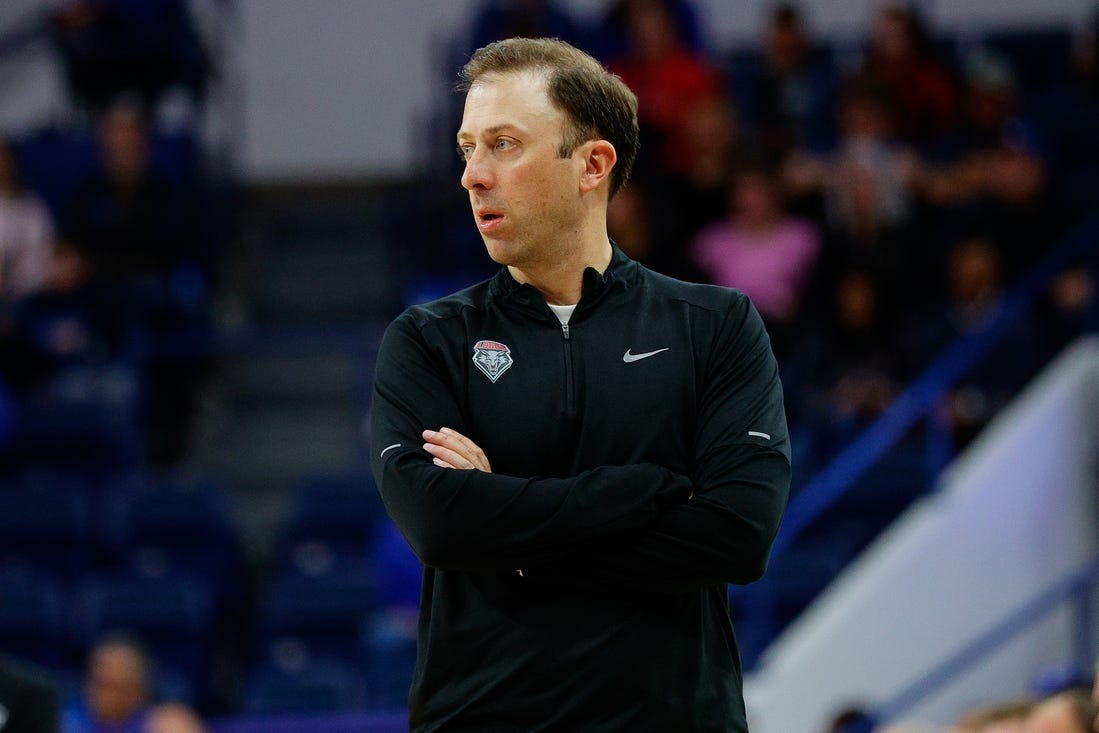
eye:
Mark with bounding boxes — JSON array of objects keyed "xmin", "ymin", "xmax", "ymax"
[
  {"xmin": 495, "ymin": 138, "xmax": 514, "ymax": 152},
  {"xmin": 457, "ymin": 144, "xmax": 474, "ymax": 162}
]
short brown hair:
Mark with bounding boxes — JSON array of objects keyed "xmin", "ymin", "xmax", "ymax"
[{"xmin": 458, "ymin": 37, "xmax": 639, "ymax": 197}]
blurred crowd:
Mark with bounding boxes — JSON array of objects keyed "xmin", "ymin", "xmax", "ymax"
[
  {"xmin": 0, "ymin": 0, "xmax": 220, "ymax": 472},
  {"xmin": 0, "ymin": 1, "xmax": 223, "ymax": 730},
  {"xmin": 436, "ymin": 0, "xmax": 1099, "ymax": 478}
]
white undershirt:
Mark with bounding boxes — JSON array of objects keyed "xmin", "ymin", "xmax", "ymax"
[{"xmin": 547, "ymin": 302, "xmax": 577, "ymax": 325}]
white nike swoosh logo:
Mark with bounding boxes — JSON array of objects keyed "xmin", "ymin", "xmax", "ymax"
[
  {"xmin": 623, "ymin": 347, "xmax": 670, "ymax": 363},
  {"xmin": 380, "ymin": 443, "xmax": 402, "ymax": 458}
]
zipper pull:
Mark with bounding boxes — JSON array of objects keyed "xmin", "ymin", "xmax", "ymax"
[{"xmin": 561, "ymin": 322, "xmax": 570, "ymax": 340}]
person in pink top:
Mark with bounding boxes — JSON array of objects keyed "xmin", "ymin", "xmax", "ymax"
[{"xmin": 692, "ymin": 163, "xmax": 820, "ymax": 336}]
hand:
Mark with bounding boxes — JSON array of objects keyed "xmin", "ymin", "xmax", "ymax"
[{"xmin": 422, "ymin": 427, "xmax": 493, "ymax": 472}]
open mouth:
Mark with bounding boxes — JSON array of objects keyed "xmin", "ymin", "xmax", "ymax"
[{"xmin": 477, "ymin": 211, "xmax": 504, "ymax": 231}]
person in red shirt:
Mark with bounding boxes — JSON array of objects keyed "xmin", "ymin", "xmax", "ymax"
[
  {"xmin": 607, "ymin": 0, "xmax": 723, "ymax": 177},
  {"xmin": 864, "ymin": 4, "xmax": 959, "ymax": 147}
]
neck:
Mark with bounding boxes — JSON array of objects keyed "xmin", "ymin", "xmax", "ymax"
[{"xmin": 508, "ymin": 233, "xmax": 613, "ymax": 305}]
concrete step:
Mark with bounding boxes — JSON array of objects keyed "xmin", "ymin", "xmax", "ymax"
[
  {"xmin": 209, "ymin": 404, "xmax": 365, "ymax": 490},
  {"xmin": 254, "ymin": 247, "xmax": 399, "ymax": 319},
  {"xmin": 222, "ymin": 351, "xmax": 370, "ymax": 404}
]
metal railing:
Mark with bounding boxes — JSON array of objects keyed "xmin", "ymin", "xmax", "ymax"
[
  {"xmin": 730, "ymin": 213, "xmax": 1099, "ymax": 668},
  {"xmin": 770, "ymin": 213, "xmax": 1099, "ymax": 559},
  {"xmin": 876, "ymin": 551, "xmax": 1099, "ymax": 722}
]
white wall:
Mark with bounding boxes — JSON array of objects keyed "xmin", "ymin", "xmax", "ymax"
[
  {"xmin": 743, "ymin": 337, "xmax": 1099, "ymax": 733},
  {"xmin": 0, "ymin": 0, "xmax": 69, "ymax": 134}
]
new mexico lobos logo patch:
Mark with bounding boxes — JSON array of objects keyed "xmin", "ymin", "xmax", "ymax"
[{"xmin": 472, "ymin": 339, "xmax": 514, "ymax": 383}]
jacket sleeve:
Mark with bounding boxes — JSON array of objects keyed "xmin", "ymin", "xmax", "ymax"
[
  {"xmin": 523, "ymin": 296, "xmax": 791, "ymax": 595},
  {"xmin": 369, "ymin": 313, "xmax": 693, "ymax": 572}
]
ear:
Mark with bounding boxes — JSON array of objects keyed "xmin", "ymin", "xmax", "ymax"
[{"xmin": 578, "ymin": 140, "xmax": 617, "ymax": 194}]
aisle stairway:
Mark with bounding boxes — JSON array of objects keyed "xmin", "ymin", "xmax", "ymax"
[{"xmin": 199, "ymin": 187, "xmax": 404, "ymax": 551}]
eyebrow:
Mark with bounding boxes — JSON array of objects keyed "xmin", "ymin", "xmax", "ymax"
[{"xmin": 456, "ymin": 123, "xmax": 521, "ymax": 142}]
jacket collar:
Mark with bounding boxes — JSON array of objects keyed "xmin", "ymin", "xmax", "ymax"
[{"xmin": 487, "ymin": 243, "xmax": 637, "ymax": 309}]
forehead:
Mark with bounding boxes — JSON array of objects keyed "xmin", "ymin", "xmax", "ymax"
[
  {"xmin": 459, "ymin": 69, "xmax": 564, "ymax": 136},
  {"xmin": 92, "ymin": 645, "xmax": 142, "ymax": 674}
]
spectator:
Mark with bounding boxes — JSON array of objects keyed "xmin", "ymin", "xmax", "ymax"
[
  {"xmin": 49, "ymin": 0, "xmax": 208, "ymax": 117},
  {"xmin": 63, "ymin": 102, "xmax": 195, "ymax": 289},
  {"xmin": 826, "ymin": 78, "xmax": 915, "ymax": 234},
  {"xmin": 916, "ymin": 52, "xmax": 1050, "ymax": 277},
  {"xmin": 863, "ymin": 4, "xmax": 959, "ymax": 147},
  {"xmin": 912, "ymin": 237, "xmax": 1041, "ymax": 447},
  {"xmin": 146, "ymin": 704, "xmax": 205, "ymax": 733},
  {"xmin": 468, "ymin": 0, "xmax": 582, "ymax": 50},
  {"xmin": 1023, "ymin": 690, "xmax": 1097, "ymax": 733},
  {"xmin": 606, "ymin": 0, "xmax": 724, "ymax": 179},
  {"xmin": 751, "ymin": 3, "xmax": 839, "ymax": 158},
  {"xmin": 785, "ymin": 77, "xmax": 920, "ymax": 297},
  {"xmin": 803, "ymin": 268, "xmax": 905, "ymax": 457},
  {"xmin": 62, "ymin": 101, "xmax": 209, "ymax": 466},
  {"xmin": 62, "ymin": 634, "xmax": 205, "ymax": 733},
  {"xmin": 596, "ymin": 0, "xmax": 705, "ymax": 63},
  {"xmin": 652, "ymin": 96, "xmax": 743, "ymax": 278},
  {"xmin": 0, "ymin": 242, "xmax": 122, "ymax": 395},
  {"xmin": 1038, "ymin": 255, "xmax": 1099, "ymax": 360},
  {"xmin": 952, "ymin": 699, "xmax": 1034, "ymax": 733},
  {"xmin": 0, "ymin": 139, "xmax": 55, "ymax": 303},
  {"xmin": 822, "ymin": 705, "xmax": 876, "ymax": 733},
  {"xmin": 692, "ymin": 162, "xmax": 820, "ymax": 343},
  {"xmin": 606, "ymin": 185, "xmax": 655, "ymax": 264},
  {"xmin": 64, "ymin": 633, "xmax": 152, "ymax": 733}
]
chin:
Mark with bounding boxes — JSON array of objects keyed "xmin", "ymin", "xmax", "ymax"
[{"xmin": 483, "ymin": 239, "xmax": 519, "ymax": 266}]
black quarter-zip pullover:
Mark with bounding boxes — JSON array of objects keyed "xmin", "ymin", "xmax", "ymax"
[{"xmin": 370, "ymin": 246, "xmax": 791, "ymax": 732}]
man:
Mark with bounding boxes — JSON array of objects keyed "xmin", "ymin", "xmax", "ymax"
[
  {"xmin": 62, "ymin": 634, "xmax": 206, "ymax": 733},
  {"xmin": 64, "ymin": 634, "xmax": 152, "ymax": 733},
  {"xmin": 370, "ymin": 37, "xmax": 790, "ymax": 732}
]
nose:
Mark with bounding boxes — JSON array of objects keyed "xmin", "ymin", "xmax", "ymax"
[{"xmin": 460, "ymin": 148, "xmax": 493, "ymax": 191}]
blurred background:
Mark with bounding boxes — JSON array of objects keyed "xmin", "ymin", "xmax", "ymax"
[{"xmin": 0, "ymin": 1, "xmax": 1097, "ymax": 732}]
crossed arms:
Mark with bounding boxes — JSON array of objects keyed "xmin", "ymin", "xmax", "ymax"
[{"xmin": 369, "ymin": 300, "xmax": 791, "ymax": 596}]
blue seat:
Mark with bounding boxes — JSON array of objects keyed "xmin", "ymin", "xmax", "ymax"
[
  {"xmin": 10, "ymin": 364, "xmax": 143, "ymax": 473},
  {"xmin": 361, "ymin": 611, "xmax": 417, "ymax": 710},
  {"xmin": 11, "ymin": 128, "xmax": 99, "ymax": 222},
  {"xmin": 0, "ymin": 569, "xmax": 68, "ymax": 669},
  {"xmin": 369, "ymin": 520, "xmax": 421, "ymax": 610},
  {"xmin": 106, "ymin": 473, "xmax": 240, "ymax": 597},
  {"xmin": 78, "ymin": 574, "xmax": 214, "ymax": 637},
  {"xmin": 281, "ymin": 472, "xmax": 387, "ymax": 556},
  {"xmin": 75, "ymin": 574, "xmax": 215, "ymax": 693},
  {"xmin": 243, "ymin": 656, "xmax": 368, "ymax": 714},
  {"xmin": 262, "ymin": 559, "xmax": 378, "ymax": 653},
  {"xmin": 0, "ymin": 481, "xmax": 91, "ymax": 581}
]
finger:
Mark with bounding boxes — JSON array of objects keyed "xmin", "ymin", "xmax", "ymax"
[
  {"xmin": 422, "ymin": 429, "xmax": 473, "ymax": 462},
  {"xmin": 419, "ymin": 441, "xmax": 468, "ymax": 470},
  {"xmin": 439, "ymin": 427, "xmax": 492, "ymax": 472},
  {"xmin": 423, "ymin": 441, "xmax": 476, "ymax": 470},
  {"xmin": 432, "ymin": 456, "xmax": 458, "ymax": 469},
  {"xmin": 423, "ymin": 429, "xmax": 491, "ymax": 472}
]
